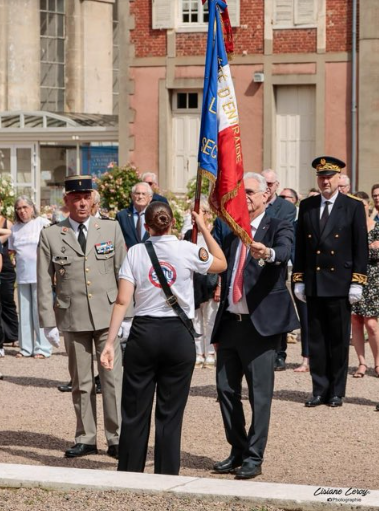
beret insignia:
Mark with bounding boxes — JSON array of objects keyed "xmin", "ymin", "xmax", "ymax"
[{"xmin": 199, "ymin": 247, "xmax": 209, "ymax": 262}]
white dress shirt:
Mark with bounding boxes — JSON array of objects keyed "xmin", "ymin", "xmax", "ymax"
[
  {"xmin": 320, "ymin": 190, "xmax": 339, "ymax": 219},
  {"xmin": 227, "ymin": 212, "xmax": 274, "ymax": 314},
  {"xmin": 68, "ymin": 216, "xmax": 91, "ymax": 240}
]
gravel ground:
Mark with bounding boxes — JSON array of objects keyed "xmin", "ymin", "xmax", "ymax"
[{"xmin": 1, "ymin": 340, "xmax": 378, "ymax": 510}]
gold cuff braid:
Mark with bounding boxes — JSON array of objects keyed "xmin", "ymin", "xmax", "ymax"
[
  {"xmin": 292, "ymin": 273, "xmax": 304, "ymax": 283},
  {"xmin": 352, "ymin": 273, "xmax": 368, "ymax": 285}
]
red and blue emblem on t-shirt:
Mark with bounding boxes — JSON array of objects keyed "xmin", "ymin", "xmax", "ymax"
[{"xmin": 149, "ymin": 262, "xmax": 177, "ymax": 288}]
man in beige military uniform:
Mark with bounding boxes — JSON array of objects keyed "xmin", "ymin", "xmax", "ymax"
[{"xmin": 37, "ymin": 175, "xmax": 126, "ymax": 459}]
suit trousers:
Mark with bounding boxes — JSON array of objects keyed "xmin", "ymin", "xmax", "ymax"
[
  {"xmin": 63, "ymin": 329, "xmax": 122, "ymax": 446},
  {"xmin": 118, "ymin": 316, "xmax": 196, "ymax": 475},
  {"xmin": 307, "ymin": 296, "xmax": 351, "ymax": 398},
  {"xmin": 216, "ymin": 314, "xmax": 279, "ymax": 466}
]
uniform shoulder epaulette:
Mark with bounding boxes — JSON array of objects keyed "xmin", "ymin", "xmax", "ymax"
[
  {"xmin": 347, "ymin": 193, "xmax": 362, "ymax": 201},
  {"xmin": 100, "ymin": 216, "xmax": 115, "ymax": 220}
]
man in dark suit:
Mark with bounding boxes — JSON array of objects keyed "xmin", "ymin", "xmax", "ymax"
[
  {"xmin": 261, "ymin": 169, "xmax": 297, "ymax": 371},
  {"xmin": 261, "ymin": 169, "xmax": 297, "ymax": 223},
  {"xmin": 293, "ymin": 156, "xmax": 368, "ymax": 408},
  {"xmin": 141, "ymin": 172, "xmax": 169, "ymax": 204},
  {"xmin": 116, "ymin": 182, "xmax": 153, "ymax": 249},
  {"xmin": 212, "ymin": 172, "xmax": 299, "ymax": 480}
]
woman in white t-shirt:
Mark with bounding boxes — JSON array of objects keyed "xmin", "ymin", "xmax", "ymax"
[
  {"xmin": 101, "ymin": 201, "xmax": 226, "ymax": 475},
  {"xmin": 8, "ymin": 196, "xmax": 51, "ymax": 359}
]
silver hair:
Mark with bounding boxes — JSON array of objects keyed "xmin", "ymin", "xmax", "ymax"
[
  {"xmin": 244, "ymin": 172, "xmax": 267, "ymax": 193},
  {"xmin": 261, "ymin": 168, "xmax": 278, "ymax": 181},
  {"xmin": 190, "ymin": 195, "xmax": 210, "ymax": 212},
  {"xmin": 92, "ymin": 190, "xmax": 101, "ymax": 205},
  {"xmin": 14, "ymin": 195, "xmax": 39, "ymax": 223},
  {"xmin": 339, "ymin": 174, "xmax": 350, "ymax": 185},
  {"xmin": 141, "ymin": 172, "xmax": 158, "ymax": 185},
  {"xmin": 132, "ymin": 181, "xmax": 153, "ymax": 196}
]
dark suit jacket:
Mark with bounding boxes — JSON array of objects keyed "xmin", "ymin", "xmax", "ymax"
[
  {"xmin": 212, "ymin": 214, "xmax": 299, "ymax": 339},
  {"xmin": 266, "ymin": 196, "xmax": 296, "ymax": 223},
  {"xmin": 152, "ymin": 192, "xmax": 168, "ymax": 204},
  {"xmin": 115, "ymin": 205, "xmax": 150, "ymax": 249},
  {"xmin": 293, "ymin": 193, "xmax": 368, "ymax": 297}
]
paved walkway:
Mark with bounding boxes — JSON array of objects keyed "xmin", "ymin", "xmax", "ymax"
[{"xmin": 1, "ymin": 463, "xmax": 378, "ymax": 510}]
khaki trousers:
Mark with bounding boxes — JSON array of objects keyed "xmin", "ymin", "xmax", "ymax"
[{"xmin": 64, "ymin": 329, "xmax": 122, "ymax": 446}]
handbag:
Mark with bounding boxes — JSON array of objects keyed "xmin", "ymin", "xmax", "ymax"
[{"xmin": 145, "ymin": 241, "xmax": 200, "ymax": 338}]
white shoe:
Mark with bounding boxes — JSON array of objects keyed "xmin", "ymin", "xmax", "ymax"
[
  {"xmin": 0, "ymin": 348, "xmax": 4, "ymax": 357},
  {"xmin": 195, "ymin": 355, "xmax": 205, "ymax": 367},
  {"xmin": 204, "ymin": 355, "xmax": 215, "ymax": 368}
]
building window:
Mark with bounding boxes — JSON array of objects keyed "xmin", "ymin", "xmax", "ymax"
[
  {"xmin": 274, "ymin": 0, "xmax": 316, "ymax": 28},
  {"xmin": 152, "ymin": 0, "xmax": 239, "ymax": 31},
  {"xmin": 172, "ymin": 91, "xmax": 201, "ymax": 113},
  {"xmin": 113, "ymin": 0, "xmax": 119, "ymax": 115},
  {"xmin": 40, "ymin": 0, "xmax": 65, "ymax": 112},
  {"xmin": 181, "ymin": 0, "xmax": 209, "ymax": 24}
]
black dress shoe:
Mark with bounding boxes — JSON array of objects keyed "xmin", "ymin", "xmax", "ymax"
[
  {"xmin": 375, "ymin": 404, "xmax": 379, "ymax": 412},
  {"xmin": 58, "ymin": 381, "xmax": 72, "ymax": 393},
  {"xmin": 328, "ymin": 396, "xmax": 343, "ymax": 407},
  {"xmin": 95, "ymin": 375, "xmax": 102, "ymax": 395},
  {"xmin": 305, "ymin": 395, "xmax": 325, "ymax": 407},
  {"xmin": 107, "ymin": 445, "xmax": 119, "ymax": 459},
  {"xmin": 213, "ymin": 455, "xmax": 243, "ymax": 474},
  {"xmin": 274, "ymin": 356, "xmax": 286, "ymax": 371},
  {"xmin": 65, "ymin": 443, "xmax": 98, "ymax": 458},
  {"xmin": 235, "ymin": 461, "xmax": 262, "ymax": 480}
]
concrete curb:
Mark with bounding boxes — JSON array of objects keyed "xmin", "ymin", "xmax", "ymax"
[{"xmin": 0, "ymin": 463, "xmax": 378, "ymax": 510}]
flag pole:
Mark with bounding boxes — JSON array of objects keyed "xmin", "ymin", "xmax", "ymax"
[{"xmin": 190, "ymin": 166, "xmax": 202, "ymax": 244}]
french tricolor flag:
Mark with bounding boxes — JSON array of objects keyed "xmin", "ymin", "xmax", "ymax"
[{"xmin": 198, "ymin": 0, "xmax": 252, "ymax": 245}]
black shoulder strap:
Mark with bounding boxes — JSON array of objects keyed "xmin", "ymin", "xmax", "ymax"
[{"xmin": 145, "ymin": 241, "xmax": 200, "ymax": 338}]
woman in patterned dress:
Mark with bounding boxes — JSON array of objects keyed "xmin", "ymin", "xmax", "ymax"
[{"xmin": 351, "ymin": 191, "xmax": 379, "ymax": 378}]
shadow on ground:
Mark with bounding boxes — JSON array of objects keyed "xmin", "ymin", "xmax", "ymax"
[{"xmin": 0, "ymin": 431, "xmax": 116, "ymax": 470}]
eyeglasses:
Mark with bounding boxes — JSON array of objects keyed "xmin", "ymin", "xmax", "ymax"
[
  {"xmin": 145, "ymin": 181, "xmax": 154, "ymax": 186},
  {"xmin": 266, "ymin": 181, "xmax": 278, "ymax": 187}
]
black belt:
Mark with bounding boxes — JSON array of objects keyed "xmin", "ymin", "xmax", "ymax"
[{"xmin": 224, "ymin": 311, "xmax": 250, "ymax": 322}]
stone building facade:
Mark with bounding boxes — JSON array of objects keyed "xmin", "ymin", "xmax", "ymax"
[
  {"xmin": 0, "ymin": 1, "xmax": 378, "ymax": 205},
  {"xmin": 120, "ymin": 0, "xmax": 379, "ymax": 196}
]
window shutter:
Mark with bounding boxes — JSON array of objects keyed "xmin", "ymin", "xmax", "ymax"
[
  {"xmin": 152, "ymin": 0, "xmax": 174, "ymax": 29},
  {"xmin": 274, "ymin": 0, "xmax": 293, "ymax": 26},
  {"xmin": 294, "ymin": 0, "xmax": 315, "ymax": 25},
  {"xmin": 226, "ymin": 0, "xmax": 240, "ymax": 27}
]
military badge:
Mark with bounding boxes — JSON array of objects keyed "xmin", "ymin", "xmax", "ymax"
[
  {"xmin": 199, "ymin": 247, "xmax": 209, "ymax": 262},
  {"xmin": 95, "ymin": 241, "xmax": 114, "ymax": 254},
  {"xmin": 62, "ymin": 227, "xmax": 68, "ymax": 233}
]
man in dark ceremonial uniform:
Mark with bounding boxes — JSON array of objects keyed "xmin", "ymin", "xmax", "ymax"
[{"xmin": 293, "ymin": 156, "xmax": 368, "ymax": 408}]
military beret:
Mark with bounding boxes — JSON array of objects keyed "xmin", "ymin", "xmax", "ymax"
[
  {"xmin": 64, "ymin": 175, "xmax": 93, "ymax": 194},
  {"xmin": 312, "ymin": 156, "xmax": 346, "ymax": 176}
]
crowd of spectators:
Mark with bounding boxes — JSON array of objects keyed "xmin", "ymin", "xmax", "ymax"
[{"xmin": 0, "ymin": 166, "xmax": 378, "ymax": 477}]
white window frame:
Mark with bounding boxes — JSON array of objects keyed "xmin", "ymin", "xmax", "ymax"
[
  {"xmin": 273, "ymin": 0, "xmax": 317, "ymax": 30},
  {"xmin": 177, "ymin": 0, "xmax": 209, "ymax": 33},
  {"xmin": 172, "ymin": 90, "xmax": 203, "ymax": 114},
  {"xmin": 152, "ymin": 0, "xmax": 240, "ymax": 33}
]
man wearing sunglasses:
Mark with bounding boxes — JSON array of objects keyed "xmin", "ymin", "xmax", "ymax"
[{"xmin": 141, "ymin": 172, "xmax": 168, "ymax": 205}]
